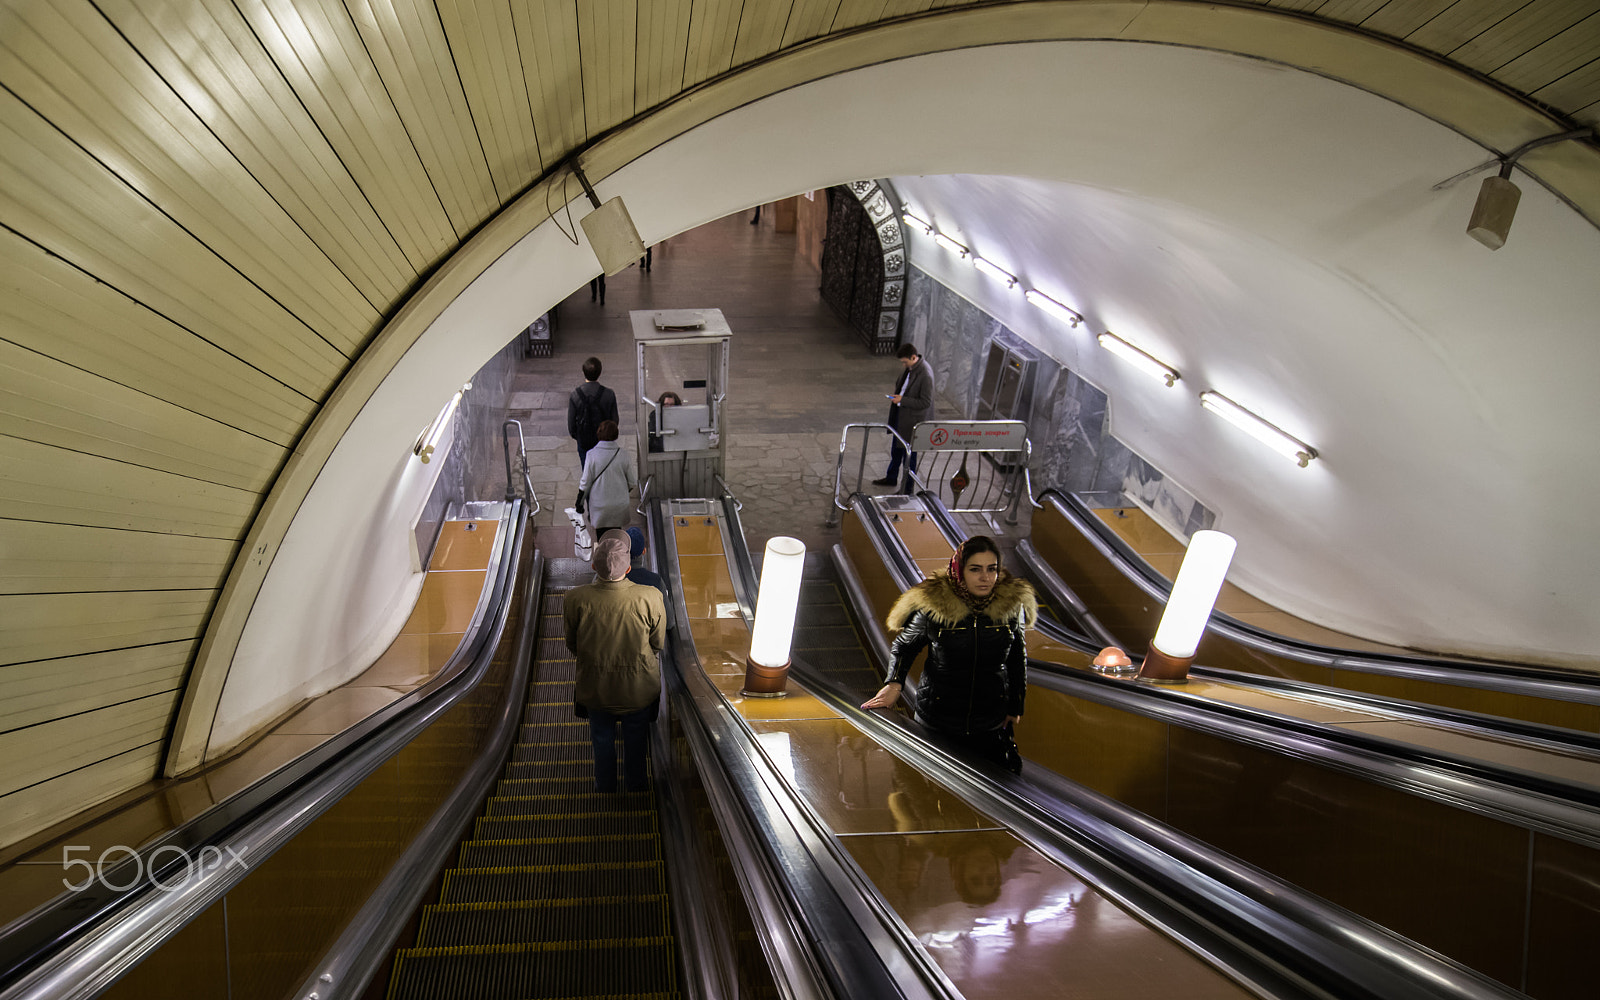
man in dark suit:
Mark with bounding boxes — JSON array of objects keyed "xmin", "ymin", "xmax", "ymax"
[{"xmin": 875, "ymin": 344, "xmax": 934, "ymax": 489}]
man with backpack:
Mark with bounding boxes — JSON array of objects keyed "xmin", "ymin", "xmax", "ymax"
[{"xmin": 568, "ymin": 356, "xmax": 619, "ymax": 467}]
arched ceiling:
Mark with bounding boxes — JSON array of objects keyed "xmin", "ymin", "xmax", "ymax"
[{"xmin": 1, "ymin": 0, "xmax": 1597, "ymax": 847}]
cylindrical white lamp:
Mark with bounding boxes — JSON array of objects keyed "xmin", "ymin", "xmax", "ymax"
[
  {"xmin": 1140, "ymin": 530, "xmax": 1236, "ymax": 683},
  {"xmin": 744, "ymin": 536, "xmax": 807, "ymax": 696}
]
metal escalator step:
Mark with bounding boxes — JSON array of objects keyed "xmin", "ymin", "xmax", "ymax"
[
  {"xmin": 389, "ymin": 938, "xmax": 676, "ymax": 1000},
  {"xmin": 474, "ymin": 810, "xmax": 657, "ymax": 841},
  {"xmin": 495, "ymin": 771, "xmax": 649, "ymax": 796},
  {"xmin": 520, "ymin": 722, "xmax": 588, "ymax": 742},
  {"xmin": 458, "ymin": 832, "xmax": 660, "ymax": 869},
  {"xmin": 415, "ymin": 894, "xmax": 670, "ymax": 948},
  {"xmin": 502, "ymin": 758, "xmax": 594, "ymax": 778},
  {"xmin": 439, "ymin": 860, "xmax": 664, "ymax": 905},
  {"xmin": 523, "ymin": 703, "xmax": 581, "ymax": 724},
  {"xmin": 484, "ymin": 790, "xmax": 653, "ymax": 818}
]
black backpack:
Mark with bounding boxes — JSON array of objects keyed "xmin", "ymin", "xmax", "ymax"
[{"xmin": 571, "ymin": 385, "xmax": 604, "ymax": 440}]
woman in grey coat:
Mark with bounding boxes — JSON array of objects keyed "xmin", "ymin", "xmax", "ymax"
[{"xmin": 579, "ymin": 420, "xmax": 638, "ymax": 533}]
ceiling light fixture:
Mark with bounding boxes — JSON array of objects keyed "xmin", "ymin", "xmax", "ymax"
[
  {"xmin": 972, "ymin": 256, "xmax": 1018, "ymax": 289},
  {"xmin": 933, "ymin": 233, "xmax": 969, "ymax": 257},
  {"xmin": 1199, "ymin": 391, "xmax": 1317, "ymax": 467},
  {"xmin": 901, "ymin": 210, "xmax": 933, "ymax": 234},
  {"xmin": 1024, "ymin": 289, "xmax": 1082, "ymax": 327},
  {"xmin": 1098, "ymin": 332, "xmax": 1179, "ymax": 387}
]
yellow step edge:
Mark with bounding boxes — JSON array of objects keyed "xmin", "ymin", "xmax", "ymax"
[
  {"xmin": 397, "ymin": 935, "xmax": 673, "ymax": 958},
  {"xmin": 424, "ymin": 893, "xmax": 668, "ymax": 914}
]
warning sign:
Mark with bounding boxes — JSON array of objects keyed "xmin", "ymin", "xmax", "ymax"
[{"xmin": 912, "ymin": 420, "xmax": 1026, "ymax": 452}]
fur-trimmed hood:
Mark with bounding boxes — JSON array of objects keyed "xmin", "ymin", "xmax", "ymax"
[{"xmin": 887, "ymin": 571, "xmax": 1037, "ymax": 631}]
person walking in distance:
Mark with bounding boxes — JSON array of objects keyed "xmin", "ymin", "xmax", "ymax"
[
  {"xmin": 568, "ymin": 356, "xmax": 619, "ymax": 467},
  {"xmin": 874, "ymin": 344, "xmax": 934, "ymax": 490},
  {"xmin": 564, "ymin": 532, "xmax": 666, "ymax": 793}
]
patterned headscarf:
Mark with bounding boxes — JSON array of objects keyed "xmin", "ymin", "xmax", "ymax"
[{"xmin": 947, "ymin": 537, "xmax": 1000, "ymax": 612}]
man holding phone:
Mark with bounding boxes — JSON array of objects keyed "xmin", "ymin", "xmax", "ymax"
[{"xmin": 874, "ymin": 344, "xmax": 934, "ymax": 490}]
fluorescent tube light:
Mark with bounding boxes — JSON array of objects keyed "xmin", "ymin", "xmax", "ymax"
[
  {"xmin": 1024, "ymin": 289, "xmax": 1082, "ymax": 327},
  {"xmin": 414, "ymin": 391, "xmax": 462, "ymax": 464},
  {"xmin": 1098, "ymin": 332, "xmax": 1178, "ymax": 387},
  {"xmin": 933, "ymin": 233, "xmax": 969, "ymax": 257},
  {"xmin": 972, "ymin": 257, "xmax": 1018, "ymax": 288},
  {"xmin": 1199, "ymin": 391, "xmax": 1317, "ymax": 467},
  {"xmin": 901, "ymin": 210, "xmax": 932, "ymax": 234}
]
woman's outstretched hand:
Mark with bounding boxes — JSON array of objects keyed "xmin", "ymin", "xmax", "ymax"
[{"xmin": 861, "ymin": 682, "xmax": 903, "ymax": 710}]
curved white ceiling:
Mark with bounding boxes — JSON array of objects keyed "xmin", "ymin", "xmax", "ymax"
[{"xmin": 218, "ymin": 37, "xmax": 1599, "ymax": 750}]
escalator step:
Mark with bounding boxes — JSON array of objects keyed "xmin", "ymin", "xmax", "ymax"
[
  {"xmin": 458, "ymin": 832, "xmax": 660, "ymax": 869},
  {"xmin": 503, "ymin": 756, "xmax": 593, "ymax": 776},
  {"xmin": 389, "ymin": 938, "xmax": 676, "ymax": 1000},
  {"xmin": 415, "ymin": 894, "xmax": 670, "ymax": 948},
  {"xmin": 495, "ymin": 776, "xmax": 650, "ymax": 799},
  {"xmin": 484, "ymin": 790, "xmax": 653, "ymax": 818},
  {"xmin": 521, "ymin": 722, "xmax": 588, "ymax": 741},
  {"xmin": 474, "ymin": 811, "xmax": 657, "ymax": 841},
  {"xmin": 440, "ymin": 860, "xmax": 664, "ymax": 905},
  {"xmin": 524, "ymin": 702, "xmax": 582, "ymax": 724}
]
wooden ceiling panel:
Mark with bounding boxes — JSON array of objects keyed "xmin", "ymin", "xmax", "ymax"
[
  {"xmin": 0, "ymin": 744, "xmax": 165, "ymax": 849},
  {"xmin": 731, "ymin": 0, "xmax": 795, "ymax": 65},
  {"xmin": 1532, "ymin": 57, "xmax": 1600, "ymax": 122},
  {"xmin": 1360, "ymin": 0, "xmax": 1458, "ymax": 38},
  {"xmin": 0, "ymin": 520, "xmax": 233, "ymax": 595},
  {"xmin": 832, "ymin": 0, "xmax": 895, "ymax": 31},
  {"xmin": 0, "ymin": 643, "xmax": 192, "ymax": 734},
  {"xmin": 100, "ymin": 0, "xmax": 415, "ymax": 305},
  {"xmin": 684, "ymin": 0, "xmax": 742, "ymax": 88},
  {"xmin": 578, "ymin": 0, "xmax": 639, "ymax": 136},
  {"xmin": 1498, "ymin": 15, "xmax": 1600, "ymax": 94},
  {"xmin": 239, "ymin": 0, "xmax": 460, "ymax": 264},
  {"xmin": 0, "ymin": 693, "xmax": 176, "ymax": 797},
  {"xmin": 0, "ymin": 2, "xmax": 379, "ymax": 348},
  {"xmin": 438, "ymin": 0, "xmax": 544, "ymax": 198},
  {"xmin": 1313, "ymin": 0, "xmax": 1393, "ymax": 26},
  {"xmin": 0, "ymin": 95, "xmax": 347, "ymax": 400},
  {"xmin": 0, "ymin": 593, "xmax": 212, "ymax": 667},
  {"xmin": 1405, "ymin": 0, "xmax": 1526, "ymax": 53},
  {"xmin": 347, "ymin": 0, "xmax": 501, "ymax": 227},
  {"xmin": 1446, "ymin": 2, "xmax": 1595, "ymax": 75},
  {"xmin": 636, "ymin": 0, "xmax": 693, "ymax": 108},
  {"xmin": 0, "ymin": 342, "xmax": 283, "ymax": 494},
  {"xmin": 0, "ymin": 232, "xmax": 316, "ymax": 447},
  {"xmin": 515, "ymin": 1, "xmax": 586, "ymax": 171},
  {"xmin": 782, "ymin": 0, "xmax": 844, "ymax": 46},
  {"xmin": 0, "ymin": 437, "xmax": 256, "ymax": 539}
]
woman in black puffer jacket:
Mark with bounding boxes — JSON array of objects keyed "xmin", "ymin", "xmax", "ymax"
[{"xmin": 861, "ymin": 535, "xmax": 1037, "ymax": 773}]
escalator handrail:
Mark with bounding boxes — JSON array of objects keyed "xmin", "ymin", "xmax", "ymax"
[
  {"xmin": 789, "ymin": 662, "xmax": 1527, "ymax": 1000},
  {"xmin": 0, "ymin": 503, "xmax": 529, "ymax": 1000},
  {"xmin": 1037, "ymin": 489, "xmax": 1600, "ymax": 702},
  {"xmin": 290, "ymin": 544, "xmax": 544, "ymax": 1000},
  {"xmin": 866, "ymin": 494, "xmax": 1600, "ymax": 842},
  {"xmin": 666, "ymin": 500, "xmax": 958, "ymax": 1000}
]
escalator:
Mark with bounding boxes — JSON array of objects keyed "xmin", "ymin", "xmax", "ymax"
[
  {"xmin": 386, "ymin": 559, "xmax": 677, "ymax": 999},
  {"xmin": 831, "ymin": 490, "xmax": 1600, "ymax": 1000},
  {"xmin": 1022, "ymin": 489, "xmax": 1600, "ymax": 735}
]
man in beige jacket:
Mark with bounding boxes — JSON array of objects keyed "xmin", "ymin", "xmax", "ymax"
[{"xmin": 564, "ymin": 532, "xmax": 666, "ymax": 792}]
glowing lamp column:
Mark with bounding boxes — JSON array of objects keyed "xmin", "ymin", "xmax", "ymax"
[
  {"xmin": 1138, "ymin": 530, "xmax": 1237, "ymax": 684},
  {"xmin": 743, "ymin": 536, "xmax": 807, "ymax": 697}
]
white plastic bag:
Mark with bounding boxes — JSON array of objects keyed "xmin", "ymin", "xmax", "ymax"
[{"xmin": 565, "ymin": 506, "xmax": 593, "ymax": 561}]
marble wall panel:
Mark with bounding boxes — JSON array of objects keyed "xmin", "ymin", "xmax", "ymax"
[{"xmin": 902, "ymin": 266, "xmax": 1215, "ymax": 540}]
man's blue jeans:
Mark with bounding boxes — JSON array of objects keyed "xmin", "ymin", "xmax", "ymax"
[
  {"xmin": 886, "ymin": 437, "xmax": 918, "ymax": 486},
  {"xmin": 588, "ymin": 706, "xmax": 653, "ymax": 792}
]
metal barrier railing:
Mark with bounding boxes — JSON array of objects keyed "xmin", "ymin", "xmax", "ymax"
[
  {"xmin": 501, "ymin": 419, "xmax": 539, "ymax": 513},
  {"xmin": 829, "ymin": 421, "xmax": 1030, "ymax": 525}
]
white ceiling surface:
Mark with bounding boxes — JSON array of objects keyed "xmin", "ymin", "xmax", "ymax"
[{"xmin": 217, "ymin": 40, "xmax": 1598, "ymax": 745}]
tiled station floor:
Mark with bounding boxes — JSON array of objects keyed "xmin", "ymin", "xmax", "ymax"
[{"xmin": 505, "ymin": 210, "xmax": 934, "ymax": 557}]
